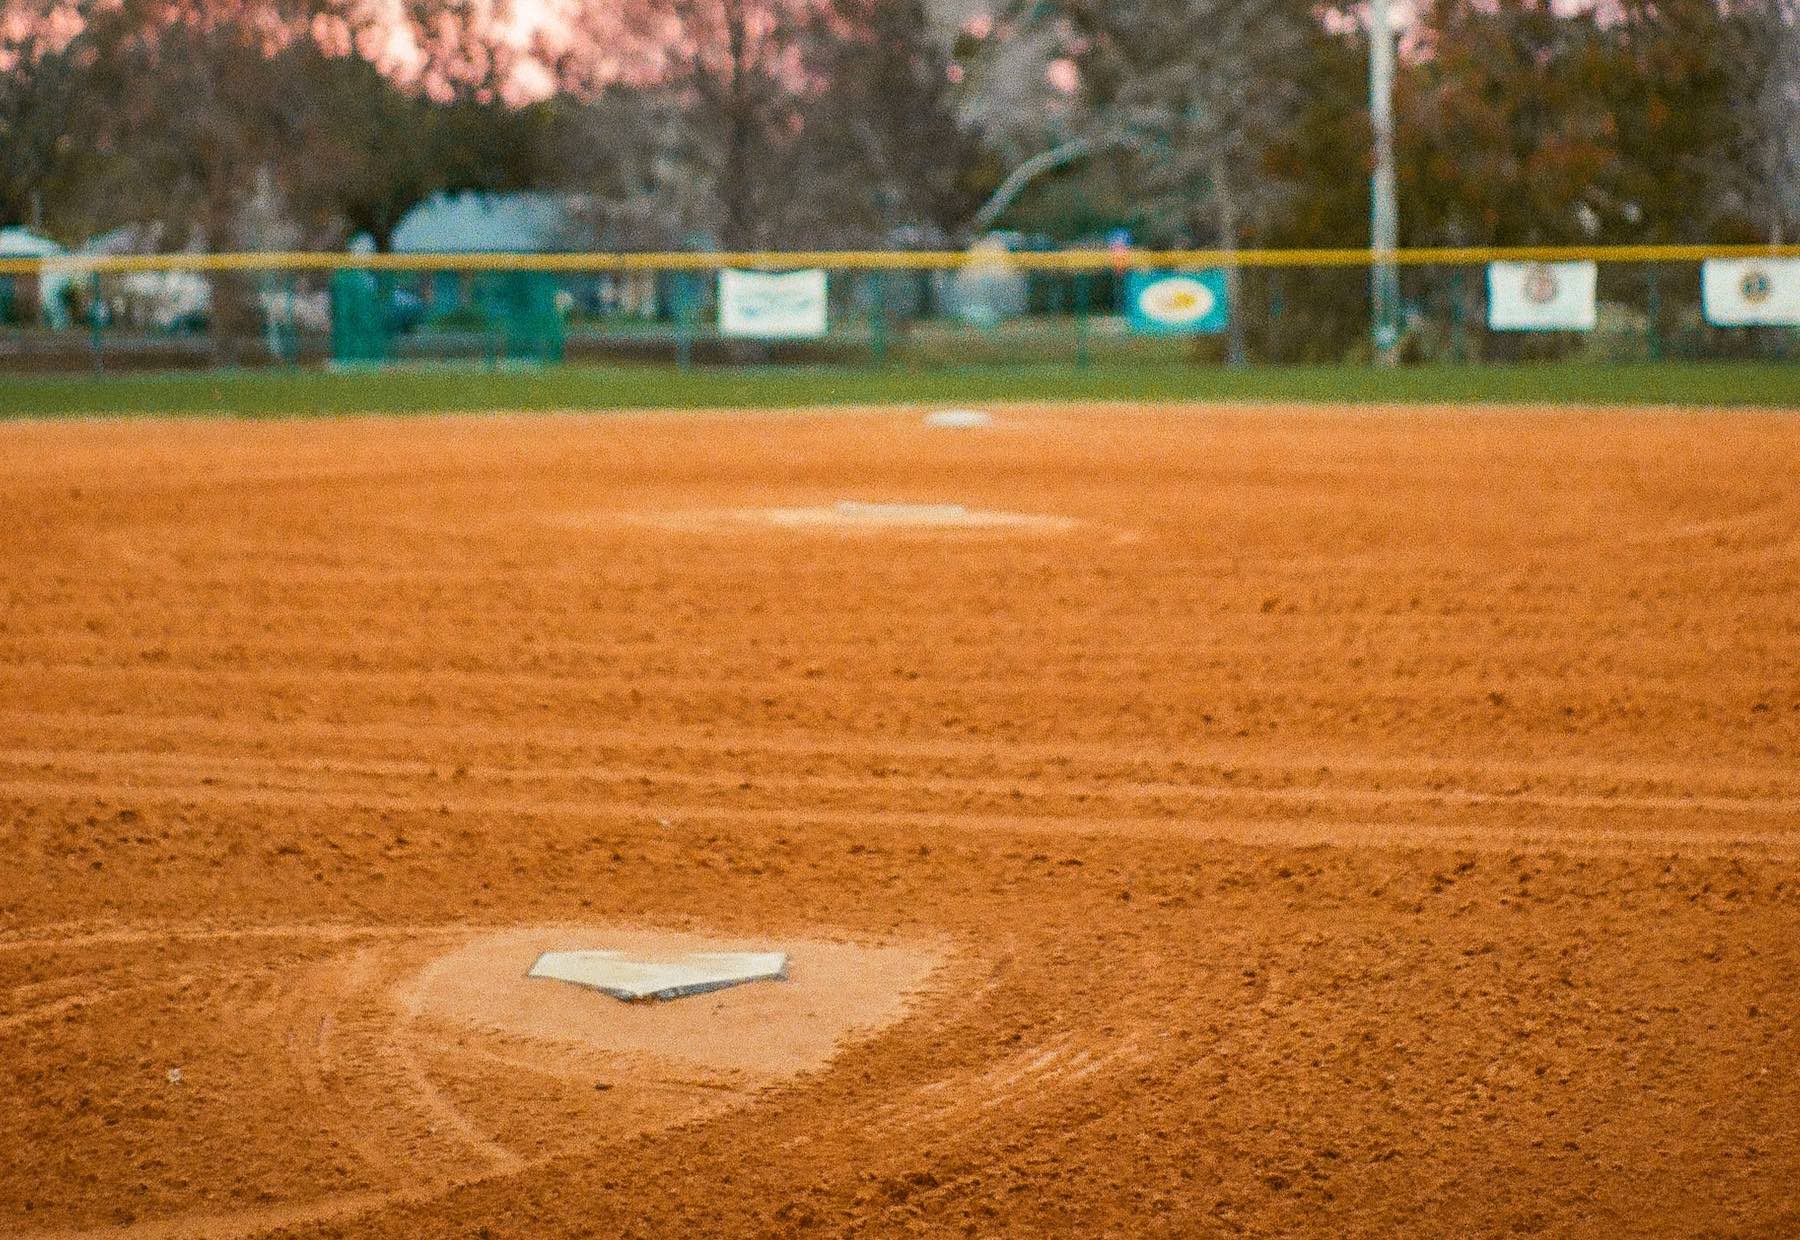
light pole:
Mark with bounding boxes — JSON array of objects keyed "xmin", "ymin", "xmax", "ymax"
[{"xmin": 1369, "ymin": 0, "xmax": 1400, "ymax": 365}]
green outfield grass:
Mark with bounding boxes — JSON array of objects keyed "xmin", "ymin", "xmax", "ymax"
[{"xmin": 1, "ymin": 361, "xmax": 1798, "ymax": 419}]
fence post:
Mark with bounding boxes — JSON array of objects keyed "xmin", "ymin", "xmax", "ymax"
[
  {"xmin": 1226, "ymin": 267, "xmax": 1247, "ymax": 367},
  {"xmin": 869, "ymin": 271, "xmax": 887, "ymax": 366},
  {"xmin": 1267, "ymin": 274, "xmax": 1284, "ymax": 365},
  {"xmin": 1645, "ymin": 264, "xmax": 1663, "ymax": 362},
  {"xmin": 283, "ymin": 273, "xmax": 299, "ymax": 367},
  {"xmin": 1450, "ymin": 268, "xmax": 1466, "ymax": 364},
  {"xmin": 676, "ymin": 270, "xmax": 696, "ymax": 371},
  {"xmin": 1073, "ymin": 272, "xmax": 1092, "ymax": 369},
  {"xmin": 479, "ymin": 274, "xmax": 499, "ymax": 370},
  {"xmin": 88, "ymin": 270, "xmax": 103, "ymax": 373}
]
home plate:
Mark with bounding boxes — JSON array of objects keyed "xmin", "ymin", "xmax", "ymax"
[
  {"xmin": 528, "ymin": 950, "xmax": 789, "ymax": 1002},
  {"xmin": 924, "ymin": 409, "xmax": 993, "ymax": 428}
]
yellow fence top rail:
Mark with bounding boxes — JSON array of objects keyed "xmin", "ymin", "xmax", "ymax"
[{"xmin": 3, "ymin": 242, "xmax": 1800, "ymax": 276}]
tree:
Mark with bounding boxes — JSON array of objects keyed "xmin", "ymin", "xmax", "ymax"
[
  {"xmin": 605, "ymin": 0, "xmax": 819, "ymax": 249},
  {"xmin": 1756, "ymin": 0, "xmax": 1800, "ymax": 242},
  {"xmin": 0, "ymin": 7, "xmax": 90, "ymax": 232},
  {"xmin": 1001, "ymin": 0, "xmax": 1314, "ymax": 247},
  {"xmin": 285, "ymin": 47, "xmax": 441, "ymax": 249},
  {"xmin": 1395, "ymin": 0, "xmax": 1617, "ymax": 246},
  {"xmin": 63, "ymin": 3, "xmax": 323, "ymax": 354},
  {"xmin": 794, "ymin": 0, "xmax": 983, "ymax": 245}
]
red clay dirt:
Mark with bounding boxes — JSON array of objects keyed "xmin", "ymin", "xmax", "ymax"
[{"xmin": 1, "ymin": 401, "xmax": 1797, "ymax": 1239}]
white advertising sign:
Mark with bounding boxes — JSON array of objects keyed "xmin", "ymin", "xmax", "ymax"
[
  {"xmin": 719, "ymin": 269, "xmax": 828, "ymax": 339},
  {"xmin": 1487, "ymin": 261, "xmax": 1598, "ymax": 331},
  {"xmin": 1702, "ymin": 258, "xmax": 1800, "ymax": 326}
]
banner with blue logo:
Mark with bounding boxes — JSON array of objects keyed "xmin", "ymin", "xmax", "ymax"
[
  {"xmin": 719, "ymin": 269, "xmax": 829, "ymax": 339},
  {"xmin": 1125, "ymin": 269, "xmax": 1229, "ymax": 335}
]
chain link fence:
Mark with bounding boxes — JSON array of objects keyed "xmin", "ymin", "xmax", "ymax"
[{"xmin": 1, "ymin": 250, "xmax": 1796, "ymax": 374}]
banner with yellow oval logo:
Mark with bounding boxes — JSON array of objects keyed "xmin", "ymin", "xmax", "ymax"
[{"xmin": 1126, "ymin": 270, "xmax": 1229, "ymax": 335}]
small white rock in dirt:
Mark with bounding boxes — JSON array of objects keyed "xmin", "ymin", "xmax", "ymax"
[
  {"xmin": 166, "ymin": 1068, "xmax": 182, "ymax": 1085},
  {"xmin": 924, "ymin": 409, "xmax": 993, "ymax": 429}
]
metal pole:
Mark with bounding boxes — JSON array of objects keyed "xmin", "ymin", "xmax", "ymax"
[
  {"xmin": 675, "ymin": 271, "xmax": 695, "ymax": 371},
  {"xmin": 1268, "ymin": 273, "xmax": 1284, "ymax": 364},
  {"xmin": 1369, "ymin": 0, "xmax": 1400, "ymax": 366},
  {"xmin": 1073, "ymin": 273, "xmax": 1092, "ymax": 369},
  {"xmin": 88, "ymin": 271, "xmax": 104, "ymax": 372},
  {"xmin": 1449, "ymin": 268, "xmax": 1466, "ymax": 364},
  {"xmin": 284, "ymin": 273, "xmax": 299, "ymax": 367},
  {"xmin": 1226, "ymin": 267, "xmax": 1247, "ymax": 367},
  {"xmin": 869, "ymin": 272, "xmax": 887, "ymax": 366}
]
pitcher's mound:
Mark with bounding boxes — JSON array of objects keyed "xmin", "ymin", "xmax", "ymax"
[
  {"xmin": 591, "ymin": 502, "xmax": 1074, "ymax": 536},
  {"xmin": 757, "ymin": 501, "xmax": 1072, "ymax": 531}
]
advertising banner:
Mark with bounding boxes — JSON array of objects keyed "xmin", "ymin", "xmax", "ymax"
[
  {"xmin": 1125, "ymin": 270, "xmax": 1229, "ymax": 335},
  {"xmin": 1702, "ymin": 257, "xmax": 1800, "ymax": 326},
  {"xmin": 1487, "ymin": 261, "xmax": 1598, "ymax": 331},
  {"xmin": 719, "ymin": 269, "xmax": 829, "ymax": 339}
]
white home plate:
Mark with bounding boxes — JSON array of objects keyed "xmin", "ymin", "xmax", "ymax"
[
  {"xmin": 924, "ymin": 409, "xmax": 993, "ymax": 428},
  {"xmin": 528, "ymin": 950, "xmax": 789, "ymax": 1002}
]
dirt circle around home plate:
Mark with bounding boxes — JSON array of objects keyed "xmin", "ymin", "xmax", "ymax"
[{"xmin": 403, "ymin": 926, "xmax": 943, "ymax": 1078}]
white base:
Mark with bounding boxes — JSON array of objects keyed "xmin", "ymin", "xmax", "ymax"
[
  {"xmin": 924, "ymin": 409, "xmax": 993, "ymax": 428},
  {"xmin": 527, "ymin": 950, "xmax": 788, "ymax": 1002}
]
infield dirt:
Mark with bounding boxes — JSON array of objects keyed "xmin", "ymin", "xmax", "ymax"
[{"xmin": 1, "ymin": 402, "xmax": 1797, "ymax": 1238}]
